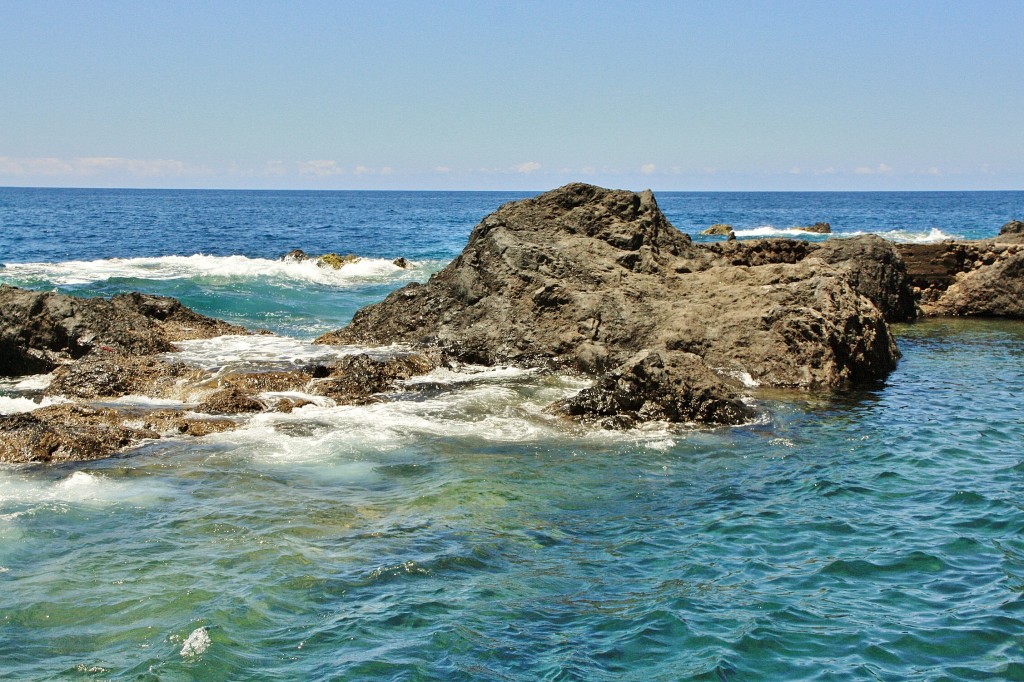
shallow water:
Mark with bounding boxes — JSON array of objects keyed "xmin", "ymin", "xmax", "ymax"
[{"xmin": 2, "ymin": 189, "xmax": 1024, "ymax": 679}]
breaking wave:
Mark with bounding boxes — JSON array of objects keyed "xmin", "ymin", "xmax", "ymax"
[{"xmin": 0, "ymin": 253, "xmax": 434, "ymax": 288}]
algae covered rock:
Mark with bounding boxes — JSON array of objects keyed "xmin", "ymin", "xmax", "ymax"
[
  {"xmin": 702, "ymin": 223, "xmax": 733, "ymax": 236},
  {"xmin": 317, "ymin": 253, "xmax": 361, "ymax": 269},
  {"xmin": 795, "ymin": 222, "xmax": 831, "ymax": 234}
]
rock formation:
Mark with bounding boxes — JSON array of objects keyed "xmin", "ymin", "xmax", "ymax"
[
  {"xmin": 317, "ymin": 183, "xmax": 913, "ymax": 426},
  {"xmin": 896, "ymin": 240, "xmax": 1024, "ymax": 317}
]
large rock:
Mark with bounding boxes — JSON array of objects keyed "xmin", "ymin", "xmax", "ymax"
[
  {"xmin": 0, "ymin": 286, "xmax": 245, "ymax": 377},
  {"xmin": 551, "ymin": 350, "xmax": 753, "ymax": 429},
  {"xmin": 317, "ymin": 184, "xmax": 906, "ymax": 422}
]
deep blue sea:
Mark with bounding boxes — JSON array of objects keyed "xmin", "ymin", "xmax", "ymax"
[{"xmin": 2, "ymin": 187, "xmax": 1024, "ymax": 680}]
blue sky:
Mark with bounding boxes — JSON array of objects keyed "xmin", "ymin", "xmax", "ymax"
[{"xmin": 1, "ymin": 0, "xmax": 1022, "ymax": 190}]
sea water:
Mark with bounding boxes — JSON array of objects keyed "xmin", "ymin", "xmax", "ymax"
[{"xmin": 1, "ymin": 188, "xmax": 1024, "ymax": 680}]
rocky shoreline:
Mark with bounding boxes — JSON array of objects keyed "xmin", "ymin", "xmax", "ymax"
[{"xmin": 2, "ymin": 184, "xmax": 1022, "ymax": 463}]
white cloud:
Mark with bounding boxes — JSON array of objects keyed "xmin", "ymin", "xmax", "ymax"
[
  {"xmin": 581, "ymin": 166, "xmax": 596, "ymax": 175},
  {"xmin": 433, "ymin": 165, "xmax": 452, "ymax": 173},
  {"xmin": 788, "ymin": 166, "xmax": 802, "ymax": 175},
  {"xmin": 298, "ymin": 160, "xmax": 345, "ymax": 176},
  {"xmin": 854, "ymin": 163, "xmax": 894, "ymax": 176},
  {"xmin": 514, "ymin": 161, "xmax": 541, "ymax": 174},
  {"xmin": 354, "ymin": 165, "xmax": 371, "ymax": 175},
  {"xmin": 0, "ymin": 155, "xmax": 199, "ymax": 178},
  {"xmin": 640, "ymin": 163, "xmax": 656, "ymax": 175}
]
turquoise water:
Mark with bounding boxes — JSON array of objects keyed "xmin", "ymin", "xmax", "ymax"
[{"xmin": 2, "ymin": 189, "xmax": 1024, "ymax": 679}]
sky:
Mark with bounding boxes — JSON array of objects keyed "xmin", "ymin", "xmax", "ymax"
[{"xmin": 1, "ymin": 0, "xmax": 1022, "ymax": 191}]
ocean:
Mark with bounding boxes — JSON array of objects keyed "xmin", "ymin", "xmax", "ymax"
[{"xmin": 1, "ymin": 187, "xmax": 1024, "ymax": 680}]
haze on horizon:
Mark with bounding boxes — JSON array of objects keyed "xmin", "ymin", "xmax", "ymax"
[{"xmin": 1, "ymin": 0, "xmax": 1022, "ymax": 192}]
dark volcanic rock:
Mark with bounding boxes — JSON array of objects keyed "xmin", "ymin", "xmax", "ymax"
[
  {"xmin": 0, "ymin": 286, "xmax": 245, "ymax": 377},
  {"xmin": 317, "ymin": 183, "xmax": 902, "ymax": 397},
  {"xmin": 810, "ymin": 235, "xmax": 916, "ymax": 322},
  {"xmin": 551, "ymin": 350, "xmax": 753, "ymax": 429},
  {"xmin": 702, "ymin": 223, "xmax": 733, "ymax": 236}
]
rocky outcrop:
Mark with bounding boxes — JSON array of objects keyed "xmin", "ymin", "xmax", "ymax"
[
  {"xmin": 317, "ymin": 183, "xmax": 911, "ymax": 428},
  {"xmin": 896, "ymin": 241, "xmax": 1024, "ymax": 317},
  {"xmin": 0, "ymin": 286, "xmax": 245, "ymax": 377}
]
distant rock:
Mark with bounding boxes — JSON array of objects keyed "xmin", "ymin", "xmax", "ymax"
[
  {"xmin": 282, "ymin": 249, "xmax": 311, "ymax": 263},
  {"xmin": 796, "ymin": 222, "xmax": 831, "ymax": 234},
  {"xmin": 317, "ymin": 253, "xmax": 361, "ymax": 269},
  {"xmin": 393, "ymin": 257, "xmax": 409, "ymax": 268},
  {"xmin": 702, "ymin": 223, "xmax": 733, "ymax": 236}
]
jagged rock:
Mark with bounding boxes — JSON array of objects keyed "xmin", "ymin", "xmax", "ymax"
[
  {"xmin": 310, "ymin": 351, "xmax": 444, "ymax": 403},
  {"xmin": 317, "ymin": 253, "xmax": 361, "ymax": 269},
  {"xmin": 702, "ymin": 223, "xmax": 733, "ymax": 236},
  {"xmin": 0, "ymin": 404, "xmax": 234, "ymax": 464},
  {"xmin": 0, "ymin": 286, "xmax": 246, "ymax": 377},
  {"xmin": 282, "ymin": 249, "xmax": 311, "ymax": 263},
  {"xmin": 551, "ymin": 350, "xmax": 753, "ymax": 429},
  {"xmin": 796, "ymin": 222, "xmax": 831, "ymax": 234},
  {"xmin": 317, "ymin": 183, "xmax": 901, "ymax": 397},
  {"xmin": 393, "ymin": 257, "xmax": 409, "ymax": 268},
  {"xmin": 810, "ymin": 235, "xmax": 916, "ymax": 321}
]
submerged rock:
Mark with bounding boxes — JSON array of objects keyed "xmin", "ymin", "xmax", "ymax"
[
  {"xmin": 317, "ymin": 183, "xmax": 910, "ymax": 426},
  {"xmin": 310, "ymin": 350, "xmax": 445, "ymax": 403}
]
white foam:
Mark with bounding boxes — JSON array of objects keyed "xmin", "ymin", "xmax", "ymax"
[
  {"xmin": 0, "ymin": 395, "xmax": 69, "ymax": 415},
  {"xmin": 0, "ymin": 470, "xmax": 175, "ymax": 510},
  {"xmin": 401, "ymin": 364, "xmax": 540, "ymax": 386},
  {"xmin": 0, "ymin": 253, "xmax": 431, "ymax": 287},
  {"xmin": 99, "ymin": 395, "xmax": 186, "ymax": 408},
  {"xmin": 180, "ymin": 627, "xmax": 211, "ymax": 658},
  {"xmin": 847, "ymin": 227, "xmax": 958, "ymax": 243},
  {"xmin": 732, "ymin": 226, "xmax": 828, "ymax": 238},
  {"xmin": 13, "ymin": 374, "xmax": 54, "ymax": 391},
  {"xmin": 167, "ymin": 334, "xmax": 410, "ymax": 370}
]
